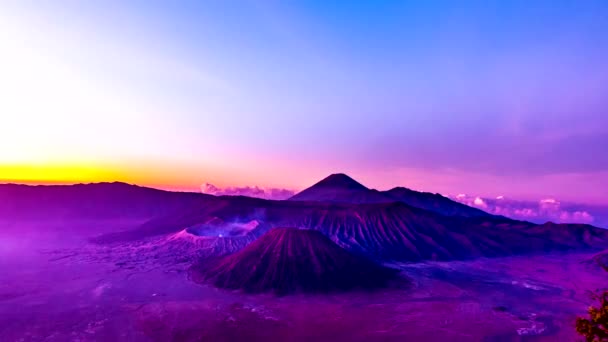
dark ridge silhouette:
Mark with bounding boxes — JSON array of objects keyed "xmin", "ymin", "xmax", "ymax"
[
  {"xmin": 289, "ymin": 173, "xmax": 489, "ymax": 217},
  {"xmin": 383, "ymin": 186, "xmax": 490, "ymax": 218},
  {"xmin": 89, "ymin": 198, "xmax": 236, "ymax": 243},
  {"xmin": 0, "ymin": 182, "xmax": 213, "ymax": 221},
  {"xmin": 190, "ymin": 228, "xmax": 400, "ymax": 295}
]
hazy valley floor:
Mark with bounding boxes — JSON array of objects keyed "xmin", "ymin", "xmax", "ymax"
[{"xmin": 1, "ymin": 222, "xmax": 607, "ymax": 341}]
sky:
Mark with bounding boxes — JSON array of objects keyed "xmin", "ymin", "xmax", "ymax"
[{"xmin": 1, "ymin": 1, "xmax": 607, "ymax": 204}]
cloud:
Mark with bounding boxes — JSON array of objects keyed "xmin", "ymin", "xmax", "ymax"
[
  {"xmin": 452, "ymin": 194, "xmax": 601, "ymax": 226},
  {"xmin": 473, "ymin": 197, "xmax": 487, "ymax": 208},
  {"xmin": 201, "ymin": 183, "xmax": 295, "ymax": 200},
  {"xmin": 539, "ymin": 198, "xmax": 560, "ymax": 211},
  {"xmin": 559, "ymin": 210, "xmax": 594, "ymax": 223}
]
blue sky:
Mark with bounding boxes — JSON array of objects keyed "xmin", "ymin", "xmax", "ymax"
[{"xmin": 1, "ymin": 0, "xmax": 607, "ymax": 203}]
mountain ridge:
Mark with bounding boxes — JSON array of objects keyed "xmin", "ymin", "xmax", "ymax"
[
  {"xmin": 289, "ymin": 173, "xmax": 490, "ymax": 218},
  {"xmin": 5, "ymin": 177, "xmax": 607, "ymax": 265}
]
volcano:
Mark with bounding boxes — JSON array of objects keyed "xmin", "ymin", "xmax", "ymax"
[
  {"xmin": 259, "ymin": 202, "xmax": 608, "ymax": 261},
  {"xmin": 98, "ymin": 191, "xmax": 608, "ymax": 262},
  {"xmin": 288, "ymin": 173, "xmax": 388, "ymax": 203},
  {"xmin": 191, "ymin": 228, "xmax": 400, "ymax": 294},
  {"xmin": 17, "ymin": 176, "xmax": 608, "ymax": 264},
  {"xmin": 289, "ymin": 173, "xmax": 489, "ymax": 217}
]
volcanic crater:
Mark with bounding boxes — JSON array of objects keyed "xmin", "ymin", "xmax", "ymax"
[{"xmin": 185, "ymin": 218, "xmax": 260, "ymax": 237}]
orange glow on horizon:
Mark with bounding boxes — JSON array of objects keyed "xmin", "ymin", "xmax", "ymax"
[
  {"xmin": 0, "ymin": 161, "xmax": 310, "ymax": 193},
  {"xmin": 0, "ymin": 163, "xmax": 204, "ymax": 191},
  {"xmin": 1, "ymin": 164, "xmax": 121, "ymax": 183}
]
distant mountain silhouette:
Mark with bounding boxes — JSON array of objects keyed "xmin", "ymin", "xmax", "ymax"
[
  {"xmin": 303, "ymin": 173, "xmax": 368, "ymax": 191},
  {"xmin": 288, "ymin": 173, "xmax": 388, "ymax": 203},
  {"xmin": 190, "ymin": 228, "xmax": 399, "ymax": 294},
  {"xmin": 0, "ymin": 182, "xmax": 212, "ymax": 221},
  {"xmin": 289, "ymin": 173, "xmax": 489, "ymax": 218},
  {"xmin": 5, "ymin": 181, "xmax": 608, "ymax": 264},
  {"xmin": 383, "ymin": 187, "xmax": 490, "ymax": 218}
]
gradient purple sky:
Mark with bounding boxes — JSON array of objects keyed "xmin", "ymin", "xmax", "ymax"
[{"xmin": 1, "ymin": 1, "xmax": 607, "ymax": 203}]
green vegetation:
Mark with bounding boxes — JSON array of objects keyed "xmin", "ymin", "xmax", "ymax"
[{"xmin": 576, "ymin": 291, "xmax": 608, "ymax": 341}]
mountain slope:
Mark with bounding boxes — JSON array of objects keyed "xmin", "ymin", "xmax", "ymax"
[
  {"xmin": 102, "ymin": 195, "xmax": 608, "ymax": 262},
  {"xmin": 289, "ymin": 173, "xmax": 489, "ymax": 218},
  {"xmin": 383, "ymin": 187, "xmax": 490, "ymax": 218},
  {"xmin": 191, "ymin": 228, "xmax": 399, "ymax": 294},
  {"xmin": 0, "ymin": 182, "xmax": 214, "ymax": 220},
  {"xmin": 261, "ymin": 201, "xmax": 608, "ymax": 261},
  {"xmin": 588, "ymin": 249, "xmax": 608, "ymax": 271},
  {"xmin": 8, "ymin": 181, "xmax": 608, "ymax": 264},
  {"xmin": 288, "ymin": 173, "xmax": 388, "ymax": 203}
]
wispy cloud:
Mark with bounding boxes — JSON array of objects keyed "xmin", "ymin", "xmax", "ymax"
[
  {"xmin": 451, "ymin": 194, "xmax": 607, "ymax": 227},
  {"xmin": 201, "ymin": 183, "xmax": 295, "ymax": 200}
]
